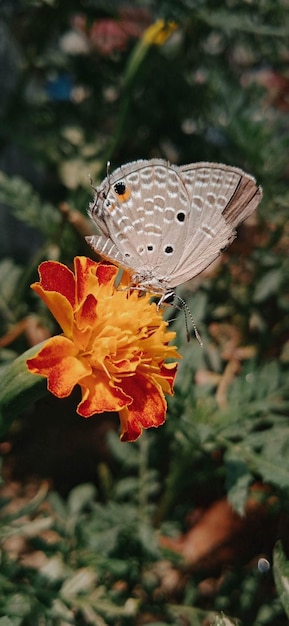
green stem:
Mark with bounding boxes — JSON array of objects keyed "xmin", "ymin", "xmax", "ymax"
[
  {"xmin": 100, "ymin": 37, "xmax": 155, "ymax": 171},
  {"xmin": 138, "ymin": 431, "xmax": 149, "ymax": 523}
]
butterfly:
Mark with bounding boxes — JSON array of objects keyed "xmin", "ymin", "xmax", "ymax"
[{"xmin": 86, "ymin": 158, "xmax": 262, "ymax": 307}]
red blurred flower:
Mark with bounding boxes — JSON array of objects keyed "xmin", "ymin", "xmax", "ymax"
[{"xmin": 89, "ymin": 7, "xmax": 151, "ymax": 56}]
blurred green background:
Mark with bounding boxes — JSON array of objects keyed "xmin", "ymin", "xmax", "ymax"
[{"xmin": 1, "ymin": 1, "xmax": 289, "ymax": 625}]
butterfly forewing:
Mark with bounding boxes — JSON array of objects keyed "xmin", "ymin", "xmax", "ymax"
[{"xmin": 89, "ymin": 159, "xmax": 191, "ymax": 274}]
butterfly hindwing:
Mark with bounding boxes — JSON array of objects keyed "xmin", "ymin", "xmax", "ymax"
[{"xmin": 166, "ymin": 163, "xmax": 262, "ymax": 287}]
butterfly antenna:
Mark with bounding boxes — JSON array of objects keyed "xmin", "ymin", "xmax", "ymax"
[
  {"xmin": 175, "ymin": 294, "xmax": 203, "ymax": 346},
  {"xmin": 89, "ymin": 174, "xmax": 97, "ymax": 193},
  {"xmin": 89, "ymin": 161, "xmax": 111, "ymax": 194}
]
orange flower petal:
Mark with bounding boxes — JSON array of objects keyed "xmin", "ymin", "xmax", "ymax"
[
  {"xmin": 27, "ymin": 336, "xmax": 90, "ymax": 397},
  {"xmin": 31, "ymin": 262, "xmax": 77, "ymax": 334},
  {"xmin": 74, "ymin": 256, "xmax": 99, "ymax": 302},
  {"xmin": 77, "ymin": 372, "xmax": 132, "ymax": 416},
  {"xmin": 74, "ymin": 257, "xmax": 118, "ymax": 303},
  {"xmin": 119, "ymin": 373, "xmax": 166, "ymax": 442},
  {"xmin": 95, "ymin": 262, "xmax": 118, "ymax": 286},
  {"xmin": 32, "ymin": 286, "xmax": 74, "ymax": 336},
  {"xmin": 36, "ymin": 261, "xmax": 76, "ymax": 305},
  {"xmin": 73, "ymin": 294, "xmax": 98, "ymax": 346},
  {"xmin": 107, "ymin": 355, "xmax": 140, "ymax": 374},
  {"xmin": 152, "ymin": 363, "xmax": 178, "ymax": 395}
]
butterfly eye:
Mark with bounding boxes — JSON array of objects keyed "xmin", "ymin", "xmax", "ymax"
[{"xmin": 114, "ymin": 181, "xmax": 131, "ymax": 202}]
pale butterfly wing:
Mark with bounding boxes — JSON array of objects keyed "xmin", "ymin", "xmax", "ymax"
[
  {"xmin": 166, "ymin": 162, "xmax": 262, "ymax": 287},
  {"xmin": 86, "ymin": 234, "xmax": 137, "ymax": 272},
  {"xmin": 87, "ymin": 158, "xmax": 262, "ymax": 294}
]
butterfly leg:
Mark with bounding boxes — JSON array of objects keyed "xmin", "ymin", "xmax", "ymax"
[{"xmin": 158, "ymin": 291, "xmax": 203, "ymax": 346}]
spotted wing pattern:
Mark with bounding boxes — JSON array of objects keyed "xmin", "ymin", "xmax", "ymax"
[{"xmin": 87, "ymin": 158, "xmax": 262, "ymax": 292}]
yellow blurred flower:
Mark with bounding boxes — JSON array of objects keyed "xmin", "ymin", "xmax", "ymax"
[{"xmin": 142, "ymin": 19, "xmax": 177, "ymax": 46}]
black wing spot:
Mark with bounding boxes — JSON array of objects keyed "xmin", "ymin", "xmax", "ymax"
[
  {"xmin": 176, "ymin": 211, "xmax": 186, "ymax": 222},
  {"xmin": 114, "ymin": 181, "xmax": 126, "ymax": 195}
]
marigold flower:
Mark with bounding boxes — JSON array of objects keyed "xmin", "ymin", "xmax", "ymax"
[{"xmin": 26, "ymin": 257, "xmax": 179, "ymax": 442}]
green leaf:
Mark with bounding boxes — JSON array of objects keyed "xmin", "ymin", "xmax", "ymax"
[
  {"xmin": 60, "ymin": 568, "xmax": 98, "ymax": 598},
  {"xmin": 0, "ymin": 171, "xmax": 61, "ymax": 236},
  {"xmin": 0, "ymin": 344, "xmax": 47, "ymax": 435},
  {"xmin": 243, "ymin": 448, "xmax": 289, "ymax": 490},
  {"xmin": 253, "ymin": 268, "xmax": 283, "ymax": 303},
  {"xmin": 0, "ymin": 260, "xmax": 23, "ymax": 318},
  {"xmin": 0, "ymin": 618, "xmax": 20, "ymax": 626},
  {"xmin": 273, "ymin": 542, "xmax": 289, "ymax": 618},
  {"xmin": 4, "ymin": 594, "xmax": 32, "ymax": 618},
  {"xmin": 67, "ymin": 484, "xmax": 97, "ymax": 515},
  {"xmin": 198, "ymin": 7, "xmax": 289, "ymax": 37},
  {"xmin": 169, "ymin": 605, "xmax": 241, "ymax": 626},
  {"xmin": 224, "ymin": 454, "xmax": 252, "ymax": 515}
]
